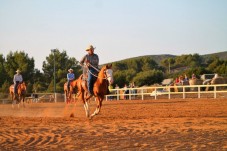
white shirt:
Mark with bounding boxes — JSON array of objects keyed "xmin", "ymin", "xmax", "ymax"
[{"xmin": 13, "ymin": 74, "xmax": 23, "ymax": 83}]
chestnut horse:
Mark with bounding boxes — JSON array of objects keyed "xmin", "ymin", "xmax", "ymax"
[
  {"xmin": 64, "ymin": 80, "xmax": 79, "ymax": 104},
  {"xmin": 9, "ymin": 82, "xmax": 27, "ymax": 107},
  {"xmin": 74, "ymin": 64, "xmax": 114, "ymax": 119}
]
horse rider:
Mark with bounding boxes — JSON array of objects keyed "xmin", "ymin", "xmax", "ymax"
[
  {"xmin": 80, "ymin": 45, "xmax": 99, "ymax": 98},
  {"xmin": 67, "ymin": 68, "xmax": 75, "ymax": 91},
  {"xmin": 13, "ymin": 69, "xmax": 23, "ymax": 94}
]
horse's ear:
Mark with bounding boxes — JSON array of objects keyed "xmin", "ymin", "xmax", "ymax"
[{"xmin": 107, "ymin": 64, "xmax": 112, "ymax": 69}]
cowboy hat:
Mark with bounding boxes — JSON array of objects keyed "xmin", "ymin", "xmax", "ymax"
[
  {"xmin": 16, "ymin": 69, "xmax": 21, "ymax": 73},
  {"xmin": 68, "ymin": 68, "xmax": 73, "ymax": 72},
  {"xmin": 86, "ymin": 45, "xmax": 96, "ymax": 51}
]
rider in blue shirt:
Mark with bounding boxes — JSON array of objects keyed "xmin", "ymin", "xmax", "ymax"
[{"xmin": 67, "ymin": 68, "xmax": 75, "ymax": 91}]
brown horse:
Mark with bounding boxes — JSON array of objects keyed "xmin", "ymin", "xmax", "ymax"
[
  {"xmin": 64, "ymin": 80, "xmax": 79, "ymax": 104},
  {"xmin": 74, "ymin": 64, "xmax": 114, "ymax": 118},
  {"xmin": 9, "ymin": 82, "xmax": 27, "ymax": 107}
]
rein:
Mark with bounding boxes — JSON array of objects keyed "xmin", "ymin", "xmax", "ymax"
[{"xmin": 83, "ymin": 64, "xmax": 109, "ymax": 80}]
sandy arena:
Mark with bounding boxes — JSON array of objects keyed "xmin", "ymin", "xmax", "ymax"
[{"xmin": 0, "ymin": 98, "xmax": 226, "ymax": 150}]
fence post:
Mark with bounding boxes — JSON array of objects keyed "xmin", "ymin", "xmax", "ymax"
[
  {"xmin": 168, "ymin": 86, "xmax": 171, "ymax": 99},
  {"xmin": 141, "ymin": 89, "xmax": 144, "ymax": 100},
  {"xmin": 154, "ymin": 88, "xmax": 157, "ymax": 100},
  {"xmin": 117, "ymin": 89, "xmax": 119, "ymax": 100},
  {"xmin": 129, "ymin": 88, "xmax": 131, "ymax": 100},
  {"xmin": 198, "ymin": 86, "xmax": 200, "ymax": 99},
  {"xmin": 214, "ymin": 86, "xmax": 217, "ymax": 99},
  {"xmin": 54, "ymin": 93, "xmax": 57, "ymax": 103},
  {"xmin": 183, "ymin": 86, "xmax": 185, "ymax": 99}
]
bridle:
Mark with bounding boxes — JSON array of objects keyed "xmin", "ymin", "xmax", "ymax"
[{"xmin": 84, "ymin": 64, "xmax": 112, "ymax": 80}]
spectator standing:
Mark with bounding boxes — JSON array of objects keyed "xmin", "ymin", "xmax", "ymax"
[
  {"xmin": 192, "ymin": 73, "xmax": 196, "ymax": 79},
  {"xmin": 123, "ymin": 84, "xmax": 129, "ymax": 100},
  {"xmin": 115, "ymin": 84, "xmax": 120, "ymax": 100}
]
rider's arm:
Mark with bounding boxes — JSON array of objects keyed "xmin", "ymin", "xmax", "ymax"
[
  {"xmin": 13, "ymin": 75, "xmax": 16, "ymax": 84},
  {"xmin": 80, "ymin": 55, "xmax": 87, "ymax": 66}
]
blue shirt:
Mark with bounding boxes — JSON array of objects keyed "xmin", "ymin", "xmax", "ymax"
[{"xmin": 67, "ymin": 73, "xmax": 75, "ymax": 81}]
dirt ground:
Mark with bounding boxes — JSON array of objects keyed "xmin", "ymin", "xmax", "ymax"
[{"xmin": 0, "ymin": 98, "xmax": 227, "ymax": 150}]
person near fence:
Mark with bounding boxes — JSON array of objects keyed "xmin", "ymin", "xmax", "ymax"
[
  {"xmin": 192, "ymin": 73, "xmax": 196, "ymax": 79},
  {"xmin": 67, "ymin": 68, "xmax": 75, "ymax": 91},
  {"xmin": 13, "ymin": 69, "xmax": 23, "ymax": 95},
  {"xmin": 131, "ymin": 82, "xmax": 137, "ymax": 99},
  {"xmin": 80, "ymin": 45, "xmax": 99, "ymax": 98},
  {"xmin": 184, "ymin": 74, "xmax": 189, "ymax": 81},
  {"xmin": 123, "ymin": 84, "xmax": 129, "ymax": 100},
  {"xmin": 114, "ymin": 84, "xmax": 119, "ymax": 100}
]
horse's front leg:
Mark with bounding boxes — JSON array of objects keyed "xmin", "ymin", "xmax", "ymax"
[
  {"xmin": 83, "ymin": 101, "xmax": 90, "ymax": 118},
  {"xmin": 90, "ymin": 97, "xmax": 103, "ymax": 118}
]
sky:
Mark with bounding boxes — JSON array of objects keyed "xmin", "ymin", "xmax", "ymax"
[{"xmin": 0, "ymin": 0, "xmax": 227, "ymax": 71}]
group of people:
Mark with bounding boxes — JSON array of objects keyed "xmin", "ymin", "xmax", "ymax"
[
  {"xmin": 123, "ymin": 83, "xmax": 137, "ymax": 99},
  {"xmin": 175, "ymin": 73, "xmax": 197, "ymax": 84}
]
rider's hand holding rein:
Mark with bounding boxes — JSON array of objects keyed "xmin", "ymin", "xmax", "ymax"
[{"xmin": 85, "ymin": 60, "xmax": 90, "ymax": 67}]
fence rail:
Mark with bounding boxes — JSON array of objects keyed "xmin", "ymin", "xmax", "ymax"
[
  {"xmin": 105, "ymin": 84, "xmax": 227, "ymax": 100},
  {"xmin": 1, "ymin": 84, "xmax": 227, "ymax": 104}
]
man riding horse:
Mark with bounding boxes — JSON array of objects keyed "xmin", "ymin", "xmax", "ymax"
[
  {"xmin": 67, "ymin": 68, "xmax": 75, "ymax": 91},
  {"xmin": 80, "ymin": 45, "xmax": 100, "ymax": 99},
  {"xmin": 13, "ymin": 69, "xmax": 23, "ymax": 97}
]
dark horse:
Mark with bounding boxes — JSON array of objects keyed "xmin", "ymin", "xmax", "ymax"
[
  {"xmin": 73, "ymin": 64, "xmax": 114, "ymax": 119},
  {"xmin": 9, "ymin": 82, "xmax": 27, "ymax": 108}
]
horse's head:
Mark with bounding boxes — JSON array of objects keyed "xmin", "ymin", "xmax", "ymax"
[
  {"xmin": 19, "ymin": 82, "xmax": 27, "ymax": 91},
  {"xmin": 104, "ymin": 64, "xmax": 114, "ymax": 85}
]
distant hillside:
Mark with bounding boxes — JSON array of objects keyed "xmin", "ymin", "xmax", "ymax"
[
  {"xmin": 202, "ymin": 51, "xmax": 227, "ymax": 60},
  {"xmin": 109, "ymin": 54, "xmax": 176, "ymax": 65},
  {"xmin": 109, "ymin": 51, "xmax": 227, "ymax": 65}
]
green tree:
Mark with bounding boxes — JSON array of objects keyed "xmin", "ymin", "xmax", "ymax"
[
  {"xmin": 0, "ymin": 54, "xmax": 7, "ymax": 87},
  {"xmin": 133, "ymin": 70, "xmax": 163, "ymax": 86},
  {"xmin": 42, "ymin": 49, "xmax": 81, "ymax": 93},
  {"xmin": 141, "ymin": 57, "xmax": 158, "ymax": 71},
  {"xmin": 4, "ymin": 51, "xmax": 35, "ymax": 91}
]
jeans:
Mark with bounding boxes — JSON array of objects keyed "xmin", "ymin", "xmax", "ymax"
[
  {"xmin": 14, "ymin": 81, "xmax": 19, "ymax": 94},
  {"xmin": 67, "ymin": 80, "xmax": 72, "ymax": 90},
  {"xmin": 87, "ymin": 68, "xmax": 98, "ymax": 95}
]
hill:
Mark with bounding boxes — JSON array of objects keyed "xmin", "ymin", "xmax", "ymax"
[
  {"xmin": 109, "ymin": 51, "xmax": 227, "ymax": 65},
  {"xmin": 202, "ymin": 51, "xmax": 227, "ymax": 60}
]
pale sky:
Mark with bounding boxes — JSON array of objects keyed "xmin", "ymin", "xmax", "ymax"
[{"xmin": 0, "ymin": 0, "xmax": 227, "ymax": 71}]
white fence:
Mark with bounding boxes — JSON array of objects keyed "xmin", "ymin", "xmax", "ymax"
[
  {"xmin": 105, "ymin": 84, "xmax": 227, "ymax": 100},
  {"xmin": 2, "ymin": 84, "xmax": 226, "ymax": 104}
]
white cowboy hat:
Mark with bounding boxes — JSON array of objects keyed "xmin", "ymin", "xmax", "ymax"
[
  {"xmin": 16, "ymin": 69, "xmax": 21, "ymax": 73},
  {"xmin": 68, "ymin": 68, "xmax": 73, "ymax": 72},
  {"xmin": 86, "ymin": 45, "xmax": 96, "ymax": 51}
]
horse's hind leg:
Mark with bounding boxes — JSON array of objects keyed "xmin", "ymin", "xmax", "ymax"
[{"xmin": 22, "ymin": 97, "xmax": 25, "ymax": 108}]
